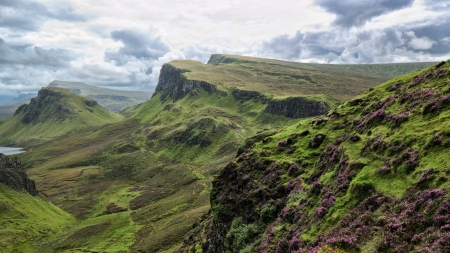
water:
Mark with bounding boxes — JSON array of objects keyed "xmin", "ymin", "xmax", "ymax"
[{"xmin": 0, "ymin": 147, "xmax": 26, "ymax": 155}]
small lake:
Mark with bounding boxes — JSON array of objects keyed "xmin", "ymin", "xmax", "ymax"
[{"xmin": 0, "ymin": 147, "xmax": 26, "ymax": 155}]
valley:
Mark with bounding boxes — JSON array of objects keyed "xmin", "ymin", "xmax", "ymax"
[{"xmin": 0, "ymin": 54, "xmax": 442, "ymax": 252}]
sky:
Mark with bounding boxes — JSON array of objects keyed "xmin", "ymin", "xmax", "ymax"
[{"xmin": 0, "ymin": 0, "xmax": 449, "ymax": 97}]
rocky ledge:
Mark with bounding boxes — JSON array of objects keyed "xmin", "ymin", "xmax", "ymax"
[
  {"xmin": 0, "ymin": 153, "xmax": 38, "ymax": 196},
  {"xmin": 153, "ymin": 64, "xmax": 226, "ymax": 102}
]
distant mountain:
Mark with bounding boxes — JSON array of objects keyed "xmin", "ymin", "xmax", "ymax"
[
  {"xmin": 5, "ymin": 93, "xmax": 37, "ymax": 105},
  {"xmin": 48, "ymin": 80, "xmax": 152, "ymax": 112},
  {"xmin": 0, "ymin": 87, "xmax": 123, "ymax": 147}
]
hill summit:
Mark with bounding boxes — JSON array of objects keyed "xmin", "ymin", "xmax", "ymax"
[{"xmin": 0, "ymin": 87, "xmax": 123, "ymax": 146}]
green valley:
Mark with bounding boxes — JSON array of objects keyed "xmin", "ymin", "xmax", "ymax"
[{"xmin": 0, "ymin": 55, "xmax": 440, "ymax": 252}]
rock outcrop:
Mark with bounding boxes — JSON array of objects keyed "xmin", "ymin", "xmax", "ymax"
[
  {"xmin": 15, "ymin": 88, "xmax": 74, "ymax": 124},
  {"xmin": 0, "ymin": 153, "xmax": 38, "ymax": 196},
  {"xmin": 153, "ymin": 64, "xmax": 226, "ymax": 102},
  {"xmin": 264, "ymin": 97, "xmax": 330, "ymax": 118}
]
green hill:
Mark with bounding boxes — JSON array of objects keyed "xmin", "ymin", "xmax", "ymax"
[
  {"xmin": 0, "ymin": 154, "xmax": 75, "ymax": 252},
  {"xmin": 12, "ymin": 55, "xmax": 438, "ymax": 253},
  {"xmin": 0, "ymin": 87, "xmax": 123, "ymax": 147},
  {"xmin": 49, "ymin": 80, "xmax": 152, "ymax": 112},
  {"xmin": 180, "ymin": 60, "xmax": 450, "ymax": 252}
]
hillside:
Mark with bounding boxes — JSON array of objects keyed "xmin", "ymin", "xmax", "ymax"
[
  {"xmin": 0, "ymin": 154, "xmax": 75, "ymax": 252},
  {"xmin": 14, "ymin": 55, "xmax": 437, "ymax": 253},
  {"xmin": 49, "ymin": 80, "xmax": 152, "ymax": 112},
  {"xmin": 0, "ymin": 87, "xmax": 123, "ymax": 147},
  {"xmin": 180, "ymin": 60, "xmax": 450, "ymax": 252}
]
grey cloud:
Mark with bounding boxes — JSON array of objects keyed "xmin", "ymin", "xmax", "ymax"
[
  {"xmin": 259, "ymin": 22, "xmax": 450, "ymax": 64},
  {"xmin": 0, "ymin": 38, "xmax": 76, "ymax": 67},
  {"xmin": 315, "ymin": 0, "xmax": 414, "ymax": 27},
  {"xmin": 260, "ymin": 32, "xmax": 305, "ymax": 60},
  {"xmin": 104, "ymin": 30, "xmax": 170, "ymax": 66},
  {"xmin": 0, "ymin": 0, "xmax": 91, "ymax": 31}
]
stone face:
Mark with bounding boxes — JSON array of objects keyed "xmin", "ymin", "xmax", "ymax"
[
  {"xmin": 231, "ymin": 89, "xmax": 265, "ymax": 101},
  {"xmin": 264, "ymin": 97, "xmax": 330, "ymax": 119},
  {"xmin": 154, "ymin": 64, "xmax": 226, "ymax": 102},
  {"xmin": 0, "ymin": 153, "xmax": 38, "ymax": 196}
]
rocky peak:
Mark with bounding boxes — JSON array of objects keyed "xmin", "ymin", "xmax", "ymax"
[
  {"xmin": 0, "ymin": 153, "xmax": 38, "ymax": 196},
  {"xmin": 153, "ymin": 64, "xmax": 224, "ymax": 102}
]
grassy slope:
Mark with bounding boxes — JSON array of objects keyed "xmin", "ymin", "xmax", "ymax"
[
  {"xmin": 49, "ymin": 80, "xmax": 152, "ymax": 112},
  {"xmin": 0, "ymin": 87, "xmax": 123, "ymax": 147},
  {"xmin": 13, "ymin": 55, "xmax": 437, "ymax": 253},
  {"xmin": 183, "ymin": 60, "xmax": 450, "ymax": 252},
  {"xmin": 0, "ymin": 184, "xmax": 75, "ymax": 252}
]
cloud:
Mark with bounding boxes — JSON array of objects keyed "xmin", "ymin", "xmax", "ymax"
[
  {"xmin": 104, "ymin": 30, "xmax": 170, "ymax": 66},
  {"xmin": 316, "ymin": 0, "xmax": 414, "ymax": 27},
  {"xmin": 0, "ymin": 0, "xmax": 91, "ymax": 31},
  {"xmin": 0, "ymin": 38, "xmax": 76, "ymax": 67},
  {"xmin": 406, "ymin": 31, "xmax": 436, "ymax": 50},
  {"xmin": 258, "ymin": 21, "xmax": 450, "ymax": 64}
]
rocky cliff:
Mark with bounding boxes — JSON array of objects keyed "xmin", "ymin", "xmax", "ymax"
[
  {"xmin": 153, "ymin": 64, "xmax": 226, "ymax": 102},
  {"xmin": 264, "ymin": 97, "xmax": 330, "ymax": 118},
  {"xmin": 0, "ymin": 153, "xmax": 38, "ymax": 196}
]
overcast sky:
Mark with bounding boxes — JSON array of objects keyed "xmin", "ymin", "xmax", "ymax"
[{"xmin": 0, "ymin": 0, "xmax": 449, "ymax": 96}]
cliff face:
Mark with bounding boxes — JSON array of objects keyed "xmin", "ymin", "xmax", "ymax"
[
  {"xmin": 264, "ymin": 97, "xmax": 330, "ymax": 118},
  {"xmin": 154, "ymin": 64, "xmax": 226, "ymax": 102},
  {"xmin": 0, "ymin": 153, "xmax": 38, "ymax": 196}
]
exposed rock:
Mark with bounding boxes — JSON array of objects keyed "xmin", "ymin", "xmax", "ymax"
[
  {"xmin": 85, "ymin": 100, "xmax": 98, "ymax": 106},
  {"xmin": 0, "ymin": 153, "xmax": 38, "ymax": 196},
  {"xmin": 231, "ymin": 89, "xmax": 265, "ymax": 101},
  {"xmin": 264, "ymin": 97, "xmax": 330, "ymax": 119},
  {"xmin": 102, "ymin": 202, "xmax": 128, "ymax": 215},
  {"xmin": 153, "ymin": 64, "xmax": 227, "ymax": 102},
  {"xmin": 309, "ymin": 134, "xmax": 326, "ymax": 148}
]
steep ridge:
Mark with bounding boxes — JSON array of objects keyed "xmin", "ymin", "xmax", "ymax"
[
  {"xmin": 180, "ymin": 60, "xmax": 450, "ymax": 252},
  {"xmin": 14, "ymin": 55, "xmax": 437, "ymax": 253},
  {"xmin": 0, "ymin": 87, "xmax": 123, "ymax": 146}
]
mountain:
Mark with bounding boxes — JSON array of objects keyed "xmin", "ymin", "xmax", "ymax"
[
  {"xmin": 0, "ymin": 153, "xmax": 75, "ymax": 252},
  {"xmin": 180, "ymin": 60, "xmax": 450, "ymax": 252},
  {"xmin": 48, "ymin": 80, "xmax": 152, "ymax": 112},
  {"xmin": 4, "ymin": 93, "xmax": 37, "ymax": 105},
  {"xmin": 13, "ymin": 55, "xmax": 438, "ymax": 252},
  {"xmin": 0, "ymin": 87, "xmax": 123, "ymax": 147}
]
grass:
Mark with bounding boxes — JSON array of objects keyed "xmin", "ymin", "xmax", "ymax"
[{"xmin": 0, "ymin": 184, "xmax": 75, "ymax": 252}]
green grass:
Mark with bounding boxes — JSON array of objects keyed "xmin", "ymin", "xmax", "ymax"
[{"xmin": 0, "ymin": 184, "xmax": 75, "ymax": 252}]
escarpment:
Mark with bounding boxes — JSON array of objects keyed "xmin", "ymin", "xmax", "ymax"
[
  {"xmin": 264, "ymin": 97, "xmax": 330, "ymax": 118},
  {"xmin": 153, "ymin": 63, "xmax": 333, "ymax": 119},
  {"xmin": 0, "ymin": 153, "xmax": 38, "ymax": 196},
  {"xmin": 154, "ymin": 64, "xmax": 226, "ymax": 102}
]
